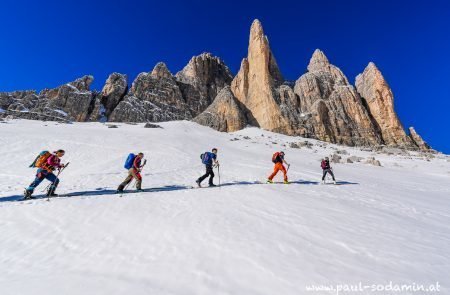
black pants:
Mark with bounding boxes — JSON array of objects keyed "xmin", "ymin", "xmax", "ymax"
[
  {"xmin": 198, "ymin": 165, "xmax": 214, "ymax": 185},
  {"xmin": 322, "ymin": 169, "xmax": 335, "ymax": 181}
]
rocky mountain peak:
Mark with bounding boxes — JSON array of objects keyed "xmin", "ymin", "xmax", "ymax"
[
  {"xmin": 231, "ymin": 19, "xmax": 290, "ymax": 133},
  {"xmin": 307, "ymin": 49, "xmax": 331, "ymax": 72},
  {"xmin": 69, "ymin": 75, "xmax": 94, "ymax": 92},
  {"xmin": 250, "ymin": 19, "xmax": 264, "ymax": 41},
  {"xmin": 151, "ymin": 62, "xmax": 173, "ymax": 79},
  {"xmin": 175, "ymin": 52, "xmax": 233, "ymax": 116}
]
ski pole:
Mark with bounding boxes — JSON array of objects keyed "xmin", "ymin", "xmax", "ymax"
[
  {"xmin": 46, "ymin": 162, "xmax": 70, "ymax": 201},
  {"xmin": 43, "ymin": 162, "xmax": 70, "ymax": 192},
  {"xmin": 217, "ymin": 165, "xmax": 221, "ymax": 187}
]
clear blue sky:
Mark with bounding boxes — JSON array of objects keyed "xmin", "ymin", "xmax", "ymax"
[{"xmin": 1, "ymin": 0, "xmax": 449, "ymax": 153}]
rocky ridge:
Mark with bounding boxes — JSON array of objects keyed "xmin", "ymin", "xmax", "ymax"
[{"xmin": 0, "ymin": 19, "xmax": 432, "ymax": 151}]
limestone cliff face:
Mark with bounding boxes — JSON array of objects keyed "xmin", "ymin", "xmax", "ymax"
[
  {"xmin": 356, "ymin": 62, "xmax": 413, "ymax": 147},
  {"xmin": 0, "ymin": 76, "xmax": 97, "ymax": 122},
  {"xmin": 231, "ymin": 19, "xmax": 294, "ymax": 134},
  {"xmin": 109, "ymin": 63, "xmax": 191, "ymax": 122},
  {"xmin": 176, "ymin": 53, "xmax": 233, "ymax": 116},
  {"xmin": 294, "ymin": 50, "xmax": 382, "ymax": 146},
  {"xmin": 193, "ymin": 86, "xmax": 247, "ymax": 132},
  {"xmin": 89, "ymin": 73, "xmax": 128, "ymax": 121}
]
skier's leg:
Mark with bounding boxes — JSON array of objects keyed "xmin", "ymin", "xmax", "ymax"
[
  {"xmin": 322, "ymin": 170, "xmax": 327, "ymax": 181},
  {"xmin": 329, "ymin": 170, "xmax": 336, "ymax": 181},
  {"xmin": 25, "ymin": 170, "xmax": 45, "ymax": 195},
  {"xmin": 45, "ymin": 173, "xmax": 59, "ymax": 195},
  {"xmin": 208, "ymin": 166, "xmax": 215, "ymax": 186},
  {"xmin": 268, "ymin": 163, "xmax": 281, "ymax": 180},
  {"xmin": 197, "ymin": 166, "xmax": 210, "ymax": 184},
  {"xmin": 131, "ymin": 170, "xmax": 142, "ymax": 190},
  {"xmin": 118, "ymin": 172, "xmax": 133, "ymax": 191},
  {"xmin": 280, "ymin": 164, "xmax": 288, "ymax": 182}
]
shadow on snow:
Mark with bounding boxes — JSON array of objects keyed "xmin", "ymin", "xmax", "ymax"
[{"xmin": 0, "ymin": 180, "xmax": 359, "ymax": 203}]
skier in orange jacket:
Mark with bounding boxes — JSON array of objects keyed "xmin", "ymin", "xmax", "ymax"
[{"xmin": 267, "ymin": 151, "xmax": 290, "ymax": 184}]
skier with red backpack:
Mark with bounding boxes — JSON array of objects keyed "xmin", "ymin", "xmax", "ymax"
[
  {"xmin": 321, "ymin": 157, "xmax": 336, "ymax": 184},
  {"xmin": 116, "ymin": 152, "xmax": 146, "ymax": 193},
  {"xmin": 196, "ymin": 148, "xmax": 219, "ymax": 187},
  {"xmin": 267, "ymin": 151, "xmax": 290, "ymax": 184},
  {"xmin": 24, "ymin": 149, "xmax": 67, "ymax": 199}
]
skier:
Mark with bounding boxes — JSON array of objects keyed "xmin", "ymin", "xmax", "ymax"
[
  {"xmin": 117, "ymin": 152, "xmax": 145, "ymax": 193},
  {"xmin": 321, "ymin": 157, "xmax": 336, "ymax": 184},
  {"xmin": 24, "ymin": 149, "xmax": 66, "ymax": 199},
  {"xmin": 267, "ymin": 151, "xmax": 290, "ymax": 184},
  {"xmin": 196, "ymin": 148, "xmax": 219, "ymax": 187}
]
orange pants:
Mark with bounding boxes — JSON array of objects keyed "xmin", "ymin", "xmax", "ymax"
[{"xmin": 268, "ymin": 162, "xmax": 288, "ymax": 181}]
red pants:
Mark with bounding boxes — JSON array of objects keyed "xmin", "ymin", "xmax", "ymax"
[{"xmin": 268, "ymin": 162, "xmax": 288, "ymax": 181}]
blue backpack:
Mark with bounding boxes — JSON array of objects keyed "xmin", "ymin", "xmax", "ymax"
[
  {"xmin": 200, "ymin": 152, "xmax": 213, "ymax": 165},
  {"xmin": 124, "ymin": 153, "xmax": 136, "ymax": 169}
]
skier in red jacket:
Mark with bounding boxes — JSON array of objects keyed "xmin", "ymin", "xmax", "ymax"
[{"xmin": 117, "ymin": 153, "xmax": 145, "ymax": 192}]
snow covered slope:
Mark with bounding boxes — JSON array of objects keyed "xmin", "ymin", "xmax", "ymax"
[{"xmin": 1, "ymin": 120, "xmax": 449, "ymax": 295}]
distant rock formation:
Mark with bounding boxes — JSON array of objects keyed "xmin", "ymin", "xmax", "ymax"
[
  {"xmin": 231, "ymin": 20, "xmax": 295, "ymax": 134},
  {"xmin": 409, "ymin": 127, "xmax": 431, "ymax": 151},
  {"xmin": 193, "ymin": 86, "xmax": 246, "ymax": 132},
  {"xmin": 176, "ymin": 52, "xmax": 233, "ymax": 116},
  {"xmin": 90, "ymin": 73, "xmax": 128, "ymax": 121},
  {"xmin": 356, "ymin": 62, "xmax": 413, "ymax": 147},
  {"xmin": 109, "ymin": 62, "xmax": 191, "ymax": 122},
  {"xmin": 0, "ymin": 19, "xmax": 433, "ymax": 151},
  {"xmin": 0, "ymin": 76, "xmax": 97, "ymax": 122},
  {"xmin": 294, "ymin": 50, "xmax": 382, "ymax": 146}
]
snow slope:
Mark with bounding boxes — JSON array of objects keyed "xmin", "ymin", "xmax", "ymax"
[{"xmin": 1, "ymin": 120, "xmax": 449, "ymax": 295}]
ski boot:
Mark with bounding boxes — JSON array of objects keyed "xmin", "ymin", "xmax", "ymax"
[
  {"xmin": 23, "ymin": 189, "xmax": 35, "ymax": 200},
  {"xmin": 196, "ymin": 179, "xmax": 202, "ymax": 188},
  {"xmin": 333, "ymin": 181, "xmax": 337, "ymax": 185},
  {"xmin": 321, "ymin": 180, "xmax": 325, "ymax": 185},
  {"xmin": 266, "ymin": 179, "xmax": 273, "ymax": 184},
  {"xmin": 284, "ymin": 180, "xmax": 290, "ymax": 184},
  {"xmin": 46, "ymin": 187, "xmax": 58, "ymax": 197},
  {"xmin": 209, "ymin": 183, "xmax": 217, "ymax": 187}
]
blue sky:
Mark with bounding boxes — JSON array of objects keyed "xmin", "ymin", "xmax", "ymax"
[{"xmin": 1, "ymin": 0, "xmax": 449, "ymax": 152}]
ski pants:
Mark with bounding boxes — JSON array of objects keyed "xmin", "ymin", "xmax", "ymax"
[
  {"xmin": 119, "ymin": 168, "xmax": 142, "ymax": 190},
  {"xmin": 322, "ymin": 169, "xmax": 335, "ymax": 181},
  {"xmin": 268, "ymin": 162, "xmax": 288, "ymax": 181},
  {"xmin": 198, "ymin": 165, "xmax": 214, "ymax": 185},
  {"xmin": 26, "ymin": 169, "xmax": 59, "ymax": 192}
]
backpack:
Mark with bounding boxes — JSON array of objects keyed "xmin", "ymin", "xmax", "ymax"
[
  {"xmin": 272, "ymin": 152, "xmax": 280, "ymax": 163},
  {"xmin": 201, "ymin": 152, "xmax": 212, "ymax": 165},
  {"xmin": 30, "ymin": 151, "xmax": 51, "ymax": 168},
  {"xmin": 124, "ymin": 153, "xmax": 136, "ymax": 169}
]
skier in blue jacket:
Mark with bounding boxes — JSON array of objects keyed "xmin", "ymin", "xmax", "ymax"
[{"xmin": 196, "ymin": 148, "xmax": 219, "ymax": 187}]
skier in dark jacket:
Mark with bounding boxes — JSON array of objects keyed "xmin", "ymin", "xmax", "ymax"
[
  {"xmin": 24, "ymin": 150, "xmax": 66, "ymax": 199},
  {"xmin": 321, "ymin": 157, "xmax": 336, "ymax": 184},
  {"xmin": 196, "ymin": 148, "xmax": 219, "ymax": 187},
  {"xmin": 117, "ymin": 153, "xmax": 145, "ymax": 192}
]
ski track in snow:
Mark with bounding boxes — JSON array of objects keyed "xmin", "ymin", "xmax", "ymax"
[{"xmin": 0, "ymin": 120, "xmax": 449, "ymax": 295}]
